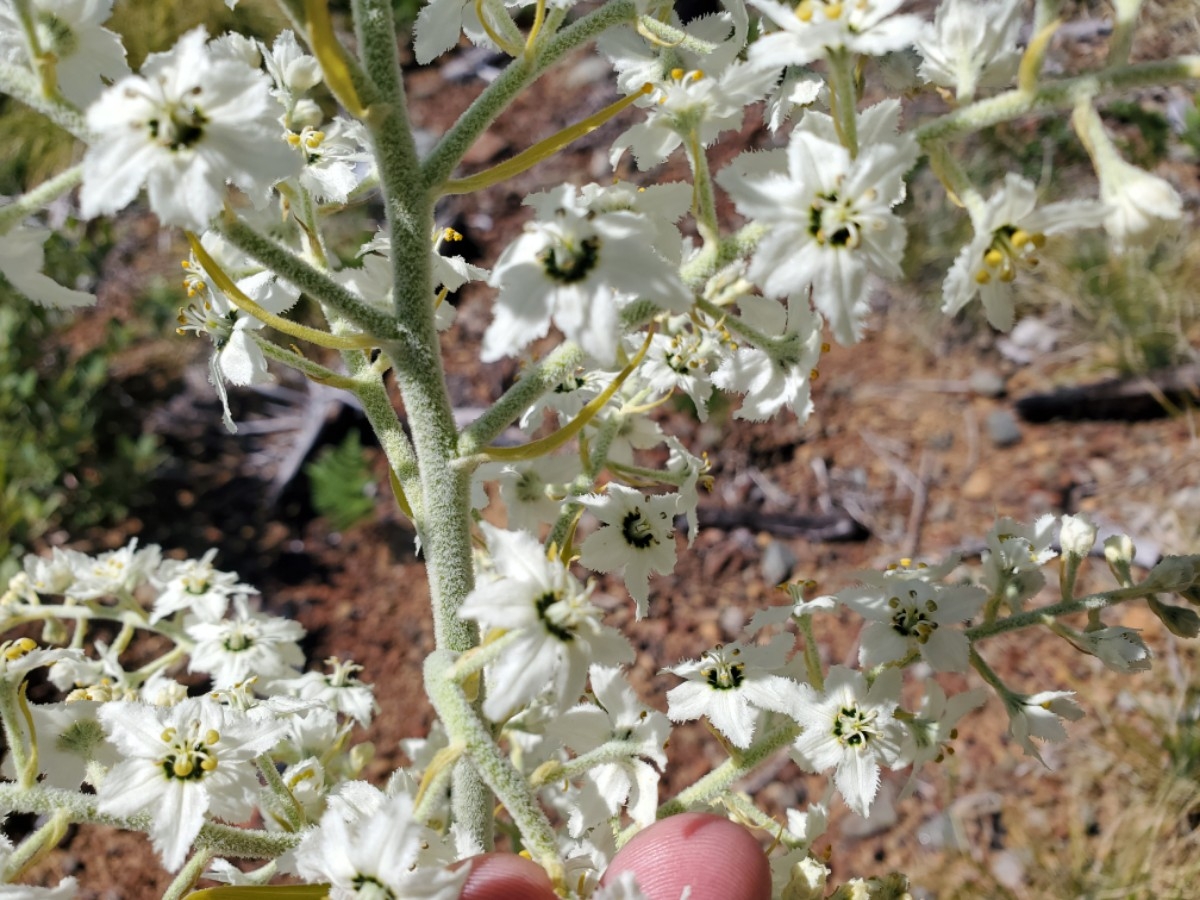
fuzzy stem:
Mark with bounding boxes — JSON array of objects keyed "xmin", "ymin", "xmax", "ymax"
[
  {"xmin": 965, "ymin": 583, "xmax": 1148, "ymax": 642},
  {"xmin": 162, "ymin": 846, "xmax": 215, "ymax": 900},
  {"xmin": 458, "ymin": 342, "xmax": 585, "ymax": 455},
  {"xmin": 0, "ymin": 60, "xmax": 89, "ymax": 140},
  {"xmin": 0, "ymin": 165, "xmax": 84, "ymax": 234},
  {"xmin": 651, "ymin": 720, "xmax": 798, "ymax": 825},
  {"xmin": 421, "ymin": 0, "xmax": 638, "ymax": 189},
  {"xmin": 217, "ymin": 216, "xmax": 399, "ymax": 340},
  {"xmin": 826, "ymin": 48, "xmax": 859, "ymax": 158},
  {"xmin": 916, "ymin": 56, "xmax": 1200, "ymax": 146},
  {"xmin": 425, "ymin": 651, "xmax": 562, "ymax": 880}
]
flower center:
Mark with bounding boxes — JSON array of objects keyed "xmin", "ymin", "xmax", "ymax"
[
  {"xmin": 621, "ymin": 508, "xmax": 658, "ymax": 550},
  {"xmin": 222, "ymin": 625, "xmax": 255, "ymax": 653},
  {"xmin": 831, "ymin": 704, "xmax": 877, "ymax": 749},
  {"xmin": 144, "ymin": 85, "xmax": 208, "ymax": 151},
  {"xmin": 701, "ymin": 646, "xmax": 745, "ymax": 690},
  {"xmin": 539, "ymin": 235, "xmax": 601, "ymax": 284},
  {"xmin": 351, "ymin": 874, "xmax": 396, "ymax": 899},
  {"xmin": 159, "ymin": 722, "xmax": 221, "ymax": 780},
  {"xmin": 535, "ymin": 590, "xmax": 576, "ymax": 642},
  {"xmin": 889, "ymin": 589, "xmax": 939, "ymax": 643},
  {"xmin": 973, "ymin": 225, "xmax": 1046, "ymax": 285}
]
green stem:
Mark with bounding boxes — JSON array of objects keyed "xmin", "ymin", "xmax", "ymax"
[
  {"xmin": 0, "ymin": 60, "xmax": 89, "ymax": 140},
  {"xmin": 685, "ymin": 130, "xmax": 719, "ymax": 246},
  {"xmin": 425, "ymin": 651, "xmax": 562, "ymax": 880},
  {"xmin": 651, "ymin": 721, "xmax": 798, "ymax": 825},
  {"xmin": 826, "ymin": 48, "xmax": 859, "ymax": 158},
  {"xmin": 0, "ymin": 783, "xmax": 302, "ymax": 859},
  {"xmin": 421, "ymin": 0, "xmax": 638, "ymax": 189},
  {"xmin": 0, "ymin": 165, "xmax": 84, "ymax": 234},
  {"xmin": 252, "ymin": 334, "xmax": 360, "ymax": 389},
  {"xmin": 458, "ymin": 342, "xmax": 585, "ymax": 455},
  {"xmin": 257, "ymin": 754, "xmax": 307, "ymax": 831},
  {"xmin": 916, "ymin": 56, "xmax": 1200, "ymax": 146},
  {"xmin": 217, "ymin": 216, "xmax": 399, "ymax": 340},
  {"xmin": 0, "ymin": 683, "xmax": 33, "ymax": 788},
  {"xmin": 162, "ymin": 846, "xmax": 214, "ymax": 900},
  {"xmin": 965, "ymin": 583, "xmax": 1147, "ymax": 643},
  {"xmin": 0, "ymin": 808, "xmax": 68, "ymax": 882},
  {"xmin": 798, "ymin": 615, "xmax": 824, "ymax": 692}
]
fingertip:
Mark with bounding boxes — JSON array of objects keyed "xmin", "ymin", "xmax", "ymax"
[
  {"xmin": 456, "ymin": 852, "xmax": 559, "ymax": 900},
  {"xmin": 601, "ymin": 812, "xmax": 772, "ymax": 900}
]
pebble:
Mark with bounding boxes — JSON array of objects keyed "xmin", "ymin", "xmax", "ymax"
[
  {"xmin": 969, "ymin": 368, "xmax": 1007, "ymax": 397},
  {"xmin": 986, "ymin": 409, "xmax": 1022, "ymax": 447},
  {"xmin": 962, "ymin": 469, "xmax": 993, "ymax": 500},
  {"xmin": 760, "ymin": 539, "xmax": 797, "ymax": 586}
]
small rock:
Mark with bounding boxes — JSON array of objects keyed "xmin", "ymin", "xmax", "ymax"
[
  {"xmin": 986, "ymin": 409, "xmax": 1022, "ymax": 447},
  {"xmin": 760, "ymin": 539, "xmax": 797, "ymax": 586},
  {"xmin": 962, "ymin": 468, "xmax": 993, "ymax": 500},
  {"xmin": 719, "ymin": 605, "xmax": 745, "ymax": 636},
  {"xmin": 969, "ymin": 367, "xmax": 1007, "ymax": 398}
]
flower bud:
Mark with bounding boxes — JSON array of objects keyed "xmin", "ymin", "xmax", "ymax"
[
  {"xmin": 1078, "ymin": 626, "xmax": 1152, "ymax": 673},
  {"xmin": 1104, "ymin": 534, "xmax": 1136, "ymax": 583},
  {"xmin": 1148, "ymin": 597, "xmax": 1200, "ymax": 639},
  {"xmin": 1059, "ymin": 513, "xmax": 1098, "ymax": 558}
]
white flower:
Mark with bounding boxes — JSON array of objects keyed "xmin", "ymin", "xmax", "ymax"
[
  {"xmin": 150, "ymin": 548, "xmax": 255, "ymax": 622},
  {"xmin": 0, "ymin": 222, "xmax": 95, "ymax": 309},
  {"xmin": 81, "ymin": 27, "xmax": 297, "ymax": 230},
  {"xmin": 748, "ymin": 0, "xmax": 923, "ymax": 71},
  {"xmin": 1097, "ymin": 157, "xmax": 1183, "ymax": 248},
  {"xmin": 896, "ymin": 681, "xmax": 986, "ymax": 798},
  {"xmin": 665, "ymin": 635, "xmax": 799, "ymax": 748},
  {"xmin": 578, "ymin": 484, "xmax": 678, "ymax": 618},
  {"xmin": 490, "ymin": 455, "xmax": 579, "ymax": 533},
  {"xmin": 277, "ymin": 657, "xmax": 378, "ymax": 726},
  {"xmin": 837, "ymin": 577, "xmax": 985, "ymax": 672},
  {"xmin": 261, "ymin": 29, "xmax": 321, "ymax": 105},
  {"xmin": 177, "ymin": 234, "xmax": 300, "ymax": 432},
  {"xmin": 67, "ymin": 538, "xmax": 161, "ymax": 600},
  {"xmin": 718, "ymin": 102, "xmax": 917, "ymax": 344},
  {"xmin": 640, "ymin": 325, "xmax": 720, "ymax": 422},
  {"xmin": 790, "ymin": 666, "xmax": 907, "ymax": 816},
  {"xmin": 713, "ymin": 295, "xmax": 824, "ymax": 420},
  {"xmin": 187, "ymin": 596, "xmax": 306, "ymax": 688},
  {"xmin": 0, "ymin": 0, "xmax": 129, "ymax": 107},
  {"xmin": 98, "ymin": 697, "xmax": 285, "ymax": 870},
  {"xmin": 22, "ymin": 547, "xmax": 89, "ymax": 595},
  {"xmin": 1059, "ymin": 512, "xmax": 1098, "ymax": 559},
  {"xmin": 916, "ymin": 0, "xmax": 1023, "ymax": 101},
  {"xmin": 484, "ymin": 184, "xmax": 692, "ymax": 367},
  {"xmin": 286, "ymin": 119, "xmax": 371, "ymax": 204},
  {"xmin": 295, "ymin": 789, "xmax": 467, "ymax": 900},
  {"xmin": 1077, "ymin": 626, "xmax": 1152, "ymax": 673},
  {"xmin": 1, "ymin": 700, "xmax": 115, "ymax": 789},
  {"xmin": 460, "ymin": 524, "xmax": 634, "ymax": 721},
  {"xmin": 941, "ymin": 173, "xmax": 1107, "ymax": 330},
  {"xmin": 1003, "ymin": 689, "xmax": 1084, "ymax": 764},
  {"xmin": 981, "ymin": 514, "xmax": 1058, "ymax": 607},
  {"xmin": 0, "ymin": 639, "xmax": 81, "ymax": 687},
  {"xmin": 547, "ymin": 666, "xmax": 669, "ymax": 835}
]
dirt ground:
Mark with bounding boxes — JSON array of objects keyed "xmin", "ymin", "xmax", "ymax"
[{"xmin": 17, "ymin": 13, "xmax": 1200, "ymax": 899}]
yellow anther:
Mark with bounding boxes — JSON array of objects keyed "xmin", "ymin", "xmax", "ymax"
[
  {"xmin": 1011, "ymin": 228, "xmax": 1032, "ymax": 248},
  {"xmin": 200, "ymin": 757, "xmax": 218, "ymax": 771},
  {"xmin": 796, "ymin": 1, "xmax": 814, "ymax": 21},
  {"xmin": 670, "ymin": 67, "xmax": 685, "ymax": 80},
  {"xmin": 1031, "ymin": 232, "xmax": 1046, "ymax": 248},
  {"xmin": 180, "ymin": 260, "xmax": 190, "ymax": 269},
  {"xmin": 173, "ymin": 757, "xmax": 195, "ymax": 778},
  {"xmin": 999, "ymin": 268, "xmax": 1016, "ymax": 282},
  {"xmin": 899, "ymin": 557, "xmax": 912, "ymax": 567},
  {"xmin": 810, "ymin": 368, "xmax": 820, "ymax": 380},
  {"xmin": 285, "ymin": 132, "xmax": 302, "ymax": 146},
  {"xmin": 691, "ymin": 70, "xmax": 704, "ymax": 81},
  {"xmin": 161, "ymin": 728, "xmax": 176, "ymax": 741},
  {"xmin": 983, "ymin": 248, "xmax": 1004, "ymax": 268},
  {"xmin": 826, "ymin": 2, "xmax": 843, "ymax": 18},
  {"xmin": 974, "ymin": 269, "xmax": 991, "ymax": 285},
  {"xmin": 205, "ymin": 730, "xmax": 220, "ymax": 745},
  {"xmin": 821, "ymin": 342, "xmax": 831, "ymax": 353},
  {"xmin": 304, "ymin": 130, "xmax": 325, "ymax": 149}
]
